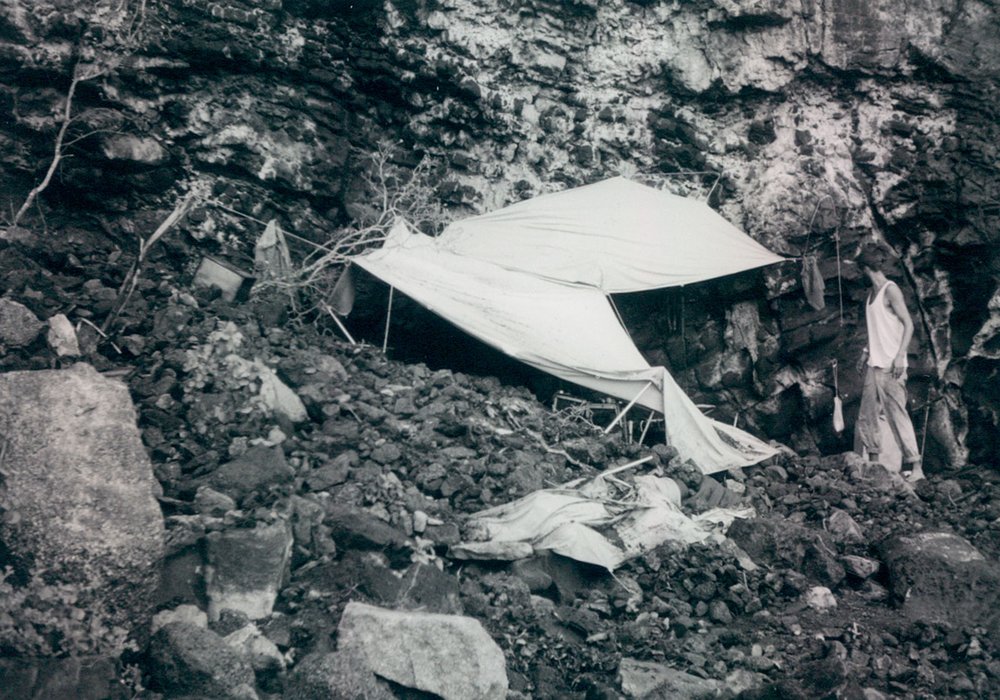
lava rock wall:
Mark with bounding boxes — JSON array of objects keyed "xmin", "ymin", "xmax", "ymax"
[{"xmin": 1, "ymin": 0, "xmax": 998, "ymax": 466}]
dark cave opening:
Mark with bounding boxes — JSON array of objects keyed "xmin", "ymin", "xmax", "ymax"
[
  {"xmin": 341, "ymin": 267, "xmax": 775, "ymax": 448},
  {"xmin": 343, "ymin": 268, "xmax": 565, "ymax": 403}
]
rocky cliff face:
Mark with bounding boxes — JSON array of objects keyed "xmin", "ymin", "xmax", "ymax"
[{"xmin": 1, "ymin": 0, "xmax": 998, "ymax": 467}]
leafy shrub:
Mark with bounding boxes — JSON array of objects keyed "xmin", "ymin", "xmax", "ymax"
[{"xmin": 0, "ymin": 566, "xmax": 135, "ymax": 658}]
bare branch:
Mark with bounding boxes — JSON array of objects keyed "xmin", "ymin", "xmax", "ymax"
[
  {"xmin": 102, "ymin": 191, "xmax": 199, "ymax": 333},
  {"xmin": 252, "ymin": 141, "xmax": 448, "ymax": 307},
  {"xmin": 10, "ymin": 74, "xmax": 83, "ymax": 228}
]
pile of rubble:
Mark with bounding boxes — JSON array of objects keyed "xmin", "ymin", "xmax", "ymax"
[{"xmin": 2, "ymin": 277, "xmax": 1000, "ymax": 699}]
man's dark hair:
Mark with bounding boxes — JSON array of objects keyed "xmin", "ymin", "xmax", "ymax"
[{"xmin": 856, "ymin": 242, "xmax": 889, "ymax": 272}]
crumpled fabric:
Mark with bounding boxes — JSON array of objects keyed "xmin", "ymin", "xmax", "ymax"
[
  {"xmin": 801, "ymin": 254, "xmax": 826, "ymax": 311},
  {"xmin": 460, "ymin": 473, "xmax": 754, "ymax": 571}
]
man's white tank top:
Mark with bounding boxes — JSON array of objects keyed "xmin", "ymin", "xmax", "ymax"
[{"xmin": 866, "ymin": 281, "xmax": 906, "ymax": 369}]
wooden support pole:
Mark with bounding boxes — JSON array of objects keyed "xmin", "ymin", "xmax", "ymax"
[
  {"xmin": 637, "ymin": 411, "xmax": 654, "ymax": 446},
  {"xmin": 604, "ymin": 381, "xmax": 653, "ymax": 435},
  {"xmin": 382, "ymin": 285, "xmax": 394, "ymax": 354},
  {"xmin": 321, "ymin": 303, "xmax": 357, "ymax": 345}
]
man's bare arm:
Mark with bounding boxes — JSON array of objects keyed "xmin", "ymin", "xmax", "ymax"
[{"xmin": 886, "ymin": 283, "xmax": 914, "ymax": 375}]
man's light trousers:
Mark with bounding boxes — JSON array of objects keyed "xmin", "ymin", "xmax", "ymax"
[{"xmin": 856, "ymin": 366, "xmax": 920, "ymax": 465}]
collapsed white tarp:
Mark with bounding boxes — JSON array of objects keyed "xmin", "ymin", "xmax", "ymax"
[
  {"xmin": 437, "ymin": 176, "xmax": 785, "ymax": 293},
  {"xmin": 461, "ymin": 473, "xmax": 754, "ymax": 571},
  {"xmin": 353, "ymin": 218, "xmax": 777, "ymax": 472}
]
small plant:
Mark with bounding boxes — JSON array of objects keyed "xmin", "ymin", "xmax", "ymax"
[
  {"xmin": 0, "ymin": 566, "xmax": 135, "ymax": 658},
  {"xmin": 181, "ymin": 320, "xmax": 261, "ymax": 395}
]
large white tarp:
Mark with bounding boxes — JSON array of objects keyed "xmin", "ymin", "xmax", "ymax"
[
  {"xmin": 436, "ymin": 176, "xmax": 785, "ymax": 293},
  {"xmin": 353, "ymin": 214, "xmax": 778, "ymax": 473}
]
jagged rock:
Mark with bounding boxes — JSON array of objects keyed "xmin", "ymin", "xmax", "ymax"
[
  {"xmin": 303, "ymin": 453, "xmax": 352, "ymax": 490},
  {"xmin": 826, "ymin": 508, "xmax": 865, "ymax": 543},
  {"xmin": 842, "ymin": 555, "xmax": 880, "ymax": 580},
  {"xmin": 728, "ymin": 515, "xmax": 845, "ymax": 588},
  {"xmin": 842, "ymin": 454, "xmax": 913, "ymax": 496},
  {"xmin": 0, "ymin": 364, "xmax": 164, "ymax": 632},
  {"xmin": 284, "ymin": 649, "xmax": 395, "ymax": 700},
  {"xmin": 709, "ymin": 599, "xmax": 733, "ymax": 623},
  {"xmin": 212, "ymin": 608, "xmax": 253, "ymax": 637},
  {"xmin": 194, "ymin": 485, "xmax": 238, "ymax": 516},
  {"xmin": 359, "ymin": 560, "xmax": 463, "ymax": 614},
  {"xmin": 223, "ymin": 623, "xmax": 285, "ymax": 674},
  {"xmin": 256, "ymin": 364, "xmax": 308, "ymax": 423},
  {"xmin": 510, "ymin": 558, "xmax": 555, "ymax": 594},
  {"xmin": 45, "ymin": 313, "xmax": 80, "ymax": 356},
  {"xmin": 879, "ymin": 531, "xmax": 1000, "ymax": 642},
  {"xmin": 370, "ymin": 441, "xmax": 402, "ymax": 465},
  {"xmin": 289, "ymin": 494, "xmax": 332, "ymax": 558},
  {"xmin": 152, "ymin": 604, "xmax": 209, "ymax": 634},
  {"xmin": 337, "ymin": 601, "xmax": 508, "ymax": 700},
  {"xmin": 0, "ymin": 298, "xmax": 44, "ymax": 347},
  {"xmin": 326, "ymin": 502, "xmax": 410, "ymax": 560},
  {"xmin": 805, "ymin": 586, "xmax": 837, "ymax": 610},
  {"xmin": 425, "ymin": 520, "xmax": 462, "ymax": 546},
  {"xmin": 800, "ymin": 653, "xmax": 850, "ymax": 697},
  {"xmin": 200, "ymin": 445, "xmax": 294, "ymax": 505},
  {"xmin": 147, "ymin": 622, "xmax": 257, "ymax": 699},
  {"xmin": 205, "ymin": 519, "xmax": 293, "ymax": 621}
]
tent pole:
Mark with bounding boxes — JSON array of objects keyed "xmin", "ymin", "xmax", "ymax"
[
  {"xmin": 681, "ymin": 291, "xmax": 688, "ymax": 367},
  {"xmin": 322, "ymin": 303, "xmax": 357, "ymax": 345},
  {"xmin": 637, "ymin": 410, "xmax": 654, "ymax": 445},
  {"xmin": 604, "ymin": 381, "xmax": 653, "ymax": 435},
  {"xmin": 382, "ymin": 285, "xmax": 394, "ymax": 354}
]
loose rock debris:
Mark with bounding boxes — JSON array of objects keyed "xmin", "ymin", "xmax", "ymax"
[{"xmin": 1, "ymin": 291, "xmax": 999, "ymax": 699}]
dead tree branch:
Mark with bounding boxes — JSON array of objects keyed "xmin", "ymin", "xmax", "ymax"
[
  {"xmin": 7, "ymin": 0, "xmax": 148, "ymax": 230},
  {"xmin": 102, "ymin": 192, "xmax": 198, "ymax": 333}
]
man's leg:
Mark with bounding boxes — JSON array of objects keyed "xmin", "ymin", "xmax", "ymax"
[
  {"xmin": 855, "ymin": 366, "xmax": 882, "ymax": 462},
  {"xmin": 876, "ymin": 370, "xmax": 923, "ymax": 481}
]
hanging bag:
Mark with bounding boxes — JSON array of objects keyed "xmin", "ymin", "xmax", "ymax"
[{"xmin": 832, "ymin": 360, "xmax": 844, "ymax": 433}]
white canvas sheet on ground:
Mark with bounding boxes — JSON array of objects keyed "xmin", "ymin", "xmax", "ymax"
[
  {"xmin": 353, "ymin": 220, "xmax": 776, "ymax": 473},
  {"xmin": 436, "ymin": 176, "xmax": 786, "ymax": 293}
]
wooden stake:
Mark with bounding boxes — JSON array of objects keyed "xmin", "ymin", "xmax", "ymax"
[
  {"xmin": 382, "ymin": 285, "xmax": 394, "ymax": 354},
  {"xmin": 321, "ymin": 303, "xmax": 357, "ymax": 345},
  {"xmin": 637, "ymin": 411, "xmax": 654, "ymax": 446},
  {"xmin": 604, "ymin": 381, "xmax": 654, "ymax": 435}
]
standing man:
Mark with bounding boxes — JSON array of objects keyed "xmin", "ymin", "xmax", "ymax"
[{"xmin": 855, "ymin": 242, "xmax": 924, "ymax": 482}]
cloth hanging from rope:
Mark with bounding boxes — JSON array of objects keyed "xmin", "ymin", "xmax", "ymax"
[
  {"xmin": 832, "ymin": 360, "xmax": 844, "ymax": 433},
  {"xmin": 254, "ymin": 219, "xmax": 293, "ymax": 283},
  {"xmin": 801, "ymin": 254, "xmax": 826, "ymax": 311},
  {"xmin": 329, "ymin": 265, "xmax": 356, "ymax": 316}
]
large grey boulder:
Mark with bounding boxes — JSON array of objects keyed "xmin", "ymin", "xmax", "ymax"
[
  {"xmin": 879, "ymin": 531, "xmax": 1000, "ymax": 642},
  {"xmin": 205, "ymin": 519, "xmax": 293, "ymax": 621},
  {"xmin": 0, "ymin": 364, "xmax": 164, "ymax": 631},
  {"xmin": 337, "ymin": 602, "xmax": 508, "ymax": 700},
  {"xmin": 147, "ymin": 622, "xmax": 257, "ymax": 699}
]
